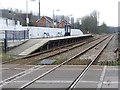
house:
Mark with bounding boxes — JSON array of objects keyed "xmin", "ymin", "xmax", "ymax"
[
  {"xmin": 58, "ymin": 20, "xmax": 69, "ymax": 28},
  {"xmin": 36, "ymin": 16, "xmax": 54, "ymax": 28},
  {"xmin": 35, "ymin": 16, "xmax": 70, "ymax": 28}
]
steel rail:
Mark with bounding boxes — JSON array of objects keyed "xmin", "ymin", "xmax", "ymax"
[
  {"xmin": 18, "ymin": 35, "xmax": 110, "ymax": 90},
  {"xmin": 67, "ymin": 35, "xmax": 113, "ymax": 90}
]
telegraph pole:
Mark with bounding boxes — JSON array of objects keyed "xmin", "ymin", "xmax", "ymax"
[
  {"xmin": 26, "ymin": 0, "xmax": 29, "ymax": 29},
  {"xmin": 39, "ymin": 0, "xmax": 41, "ymax": 26}
]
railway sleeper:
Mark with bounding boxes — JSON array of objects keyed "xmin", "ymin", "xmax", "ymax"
[{"xmin": 98, "ymin": 60, "xmax": 118, "ymax": 66}]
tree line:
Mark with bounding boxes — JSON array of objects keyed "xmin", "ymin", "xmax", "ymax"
[{"xmin": 75, "ymin": 11, "xmax": 113, "ymax": 34}]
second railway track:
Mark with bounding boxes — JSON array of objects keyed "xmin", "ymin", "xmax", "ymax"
[{"xmin": 67, "ymin": 35, "xmax": 113, "ymax": 90}]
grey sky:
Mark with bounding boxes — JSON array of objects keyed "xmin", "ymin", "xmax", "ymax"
[{"xmin": 0, "ymin": 0, "xmax": 119, "ymax": 26}]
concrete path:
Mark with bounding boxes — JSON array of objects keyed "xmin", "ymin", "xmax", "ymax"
[{"xmin": 7, "ymin": 39, "xmax": 45, "ymax": 56}]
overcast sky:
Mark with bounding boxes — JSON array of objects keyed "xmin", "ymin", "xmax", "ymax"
[{"xmin": 0, "ymin": 0, "xmax": 119, "ymax": 27}]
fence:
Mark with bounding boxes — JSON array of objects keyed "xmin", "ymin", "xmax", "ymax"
[
  {"xmin": 0, "ymin": 30, "xmax": 29, "ymax": 52},
  {"xmin": 4, "ymin": 30, "xmax": 29, "ymax": 40}
]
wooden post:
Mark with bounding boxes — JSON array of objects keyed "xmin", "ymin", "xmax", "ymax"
[{"xmin": 114, "ymin": 48, "xmax": 119, "ymax": 61}]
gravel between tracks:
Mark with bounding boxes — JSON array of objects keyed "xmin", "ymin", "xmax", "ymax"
[
  {"xmin": 98, "ymin": 34, "xmax": 118, "ymax": 63},
  {"xmin": 66, "ymin": 35, "xmax": 112, "ymax": 65},
  {"xmin": 36, "ymin": 35, "xmax": 109, "ymax": 65}
]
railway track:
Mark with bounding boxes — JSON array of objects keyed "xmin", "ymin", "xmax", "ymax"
[
  {"xmin": 19, "ymin": 35, "xmax": 113, "ymax": 90},
  {"xmin": 97, "ymin": 35, "xmax": 118, "ymax": 65},
  {"xmin": 3, "ymin": 36, "xmax": 101, "ymax": 65},
  {"xmin": 67, "ymin": 35, "xmax": 113, "ymax": 90},
  {"xmin": 32, "ymin": 35, "xmax": 109, "ymax": 65},
  {"xmin": 1, "ymin": 35, "xmax": 113, "ymax": 89}
]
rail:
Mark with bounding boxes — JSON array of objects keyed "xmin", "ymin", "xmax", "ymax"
[
  {"xmin": 67, "ymin": 35, "xmax": 113, "ymax": 90},
  {"xmin": 18, "ymin": 35, "xmax": 111, "ymax": 90}
]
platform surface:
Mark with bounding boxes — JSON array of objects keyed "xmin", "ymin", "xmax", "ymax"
[{"xmin": 8, "ymin": 34, "xmax": 91, "ymax": 56}]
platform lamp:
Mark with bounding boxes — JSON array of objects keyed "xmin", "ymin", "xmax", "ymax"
[
  {"xmin": 67, "ymin": 14, "xmax": 72, "ymax": 24},
  {"xmin": 53, "ymin": 9, "xmax": 60, "ymax": 28},
  {"xmin": 28, "ymin": 0, "xmax": 41, "ymax": 26},
  {"xmin": 26, "ymin": 0, "xmax": 37, "ymax": 30},
  {"xmin": 38, "ymin": 0, "xmax": 40, "ymax": 26}
]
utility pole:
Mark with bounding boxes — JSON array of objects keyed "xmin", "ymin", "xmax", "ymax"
[
  {"xmin": 53, "ymin": 9, "xmax": 60, "ymax": 28},
  {"xmin": 39, "ymin": 0, "xmax": 41, "ymax": 26},
  {"xmin": 26, "ymin": 0, "xmax": 29, "ymax": 30},
  {"xmin": 53, "ymin": 10, "xmax": 55, "ymax": 28}
]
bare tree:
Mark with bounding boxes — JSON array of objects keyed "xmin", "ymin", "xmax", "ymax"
[
  {"xmin": 99, "ymin": 22, "xmax": 108, "ymax": 33},
  {"xmin": 81, "ymin": 11, "xmax": 98, "ymax": 34}
]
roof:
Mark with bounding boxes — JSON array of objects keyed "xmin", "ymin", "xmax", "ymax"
[
  {"xmin": 36, "ymin": 16, "xmax": 53, "ymax": 23},
  {"xmin": 44, "ymin": 16, "xmax": 53, "ymax": 22},
  {"xmin": 59, "ymin": 19, "xmax": 69, "ymax": 24}
]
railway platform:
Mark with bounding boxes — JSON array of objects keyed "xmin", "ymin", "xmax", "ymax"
[{"xmin": 7, "ymin": 34, "xmax": 92, "ymax": 56}]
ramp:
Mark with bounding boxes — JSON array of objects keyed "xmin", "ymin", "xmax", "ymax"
[
  {"xmin": 19, "ymin": 39, "xmax": 49, "ymax": 55},
  {"xmin": 7, "ymin": 39, "xmax": 48, "ymax": 56}
]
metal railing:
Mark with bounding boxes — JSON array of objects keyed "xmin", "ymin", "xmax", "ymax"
[{"xmin": 0, "ymin": 30, "xmax": 29, "ymax": 52}]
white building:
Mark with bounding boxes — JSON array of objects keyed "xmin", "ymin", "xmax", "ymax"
[
  {"xmin": 0, "ymin": 17, "xmax": 83, "ymax": 40},
  {"xmin": 27, "ymin": 27, "xmax": 83, "ymax": 38},
  {"xmin": 0, "ymin": 17, "xmax": 22, "ymax": 31},
  {"xmin": 0, "ymin": 17, "xmax": 25, "ymax": 40}
]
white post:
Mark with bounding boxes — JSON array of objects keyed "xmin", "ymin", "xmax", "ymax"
[
  {"xmin": 39, "ymin": 0, "xmax": 40, "ymax": 26},
  {"xmin": 13, "ymin": 14, "xmax": 16, "ymax": 30},
  {"xmin": 26, "ymin": 0, "xmax": 29, "ymax": 30},
  {"xmin": 53, "ymin": 9, "xmax": 60, "ymax": 28},
  {"xmin": 53, "ymin": 10, "xmax": 54, "ymax": 28}
]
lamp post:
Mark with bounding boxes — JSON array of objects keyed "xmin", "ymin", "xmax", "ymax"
[
  {"xmin": 97, "ymin": 12, "xmax": 99, "ymax": 26},
  {"xmin": 53, "ymin": 9, "xmax": 60, "ymax": 28},
  {"xmin": 67, "ymin": 14, "xmax": 72, "ymax": 24},
  {"xmin": 26, "ymin": 0, "xmax": 29, "ymax": 30},
  {"xmin": 26, "ymin": 0, "xmax": 37, "ymax": 29},
  {"xmin": 38, "ymin": 0, "xmax": 40, "ymax": 22}
]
